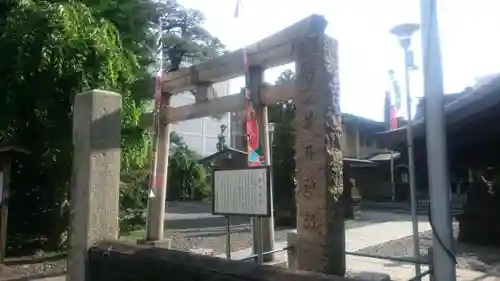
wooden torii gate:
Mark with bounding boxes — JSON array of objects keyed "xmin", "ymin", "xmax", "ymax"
[{"xmin": 150, "ymin": 14, "xmax": 345, "ymax": 275}]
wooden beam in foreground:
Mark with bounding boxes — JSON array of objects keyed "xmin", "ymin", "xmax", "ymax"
[
  {"xmin": 162, "ymin": 14, "xmax": 327, "ymax": 93},
  {"xmin": 165, "ymin": 82, "xmax": 295, "ymax": 122}
]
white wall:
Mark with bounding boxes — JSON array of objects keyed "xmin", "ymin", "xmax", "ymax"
[{"xmin": 170, "ymin": 81, "xmax": 231, "ymax": 156}]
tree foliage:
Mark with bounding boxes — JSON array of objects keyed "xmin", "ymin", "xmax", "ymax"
[
  {"xmin": 167, "ymin": 133, "xmax": 210, "ymax": 201},
  {"xmin": 269, "ymin": 69, "xmax": 296, "ymax": 226},
  {"xmin": 0, "ymin": 0, "xmax": 141, "ymax": 252},
  {"xmin": 157, "ymin": 1, "xmax": 225, "ymax": 70},
  {"xmin": 0, "ymin": 0, "xmax": 223, "ymax": 254}
]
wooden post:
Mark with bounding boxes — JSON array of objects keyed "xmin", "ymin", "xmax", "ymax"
[{"xmin": 294, "ymin": 31, "xmax": 345, "ymax": 274}]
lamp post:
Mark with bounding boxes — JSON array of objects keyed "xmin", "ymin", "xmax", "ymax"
[{"xmin": 390, "ymin": 23, "xmax": 422, "ymax": 279}]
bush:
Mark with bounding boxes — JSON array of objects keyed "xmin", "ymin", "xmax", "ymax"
[{"xmin": 167, "ymin": 133, "xmax": 210, "ymax": 201}]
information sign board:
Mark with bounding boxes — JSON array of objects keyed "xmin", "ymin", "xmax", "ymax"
[{"xmin": 212, "ymin": 166, "xmax": 270, "ymax": 216}]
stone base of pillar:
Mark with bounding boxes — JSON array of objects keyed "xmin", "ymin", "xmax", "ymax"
[
  {"xmin": 136, "ymin": 238, "xmax": 172, "ymax": 249},
  {"xmin": 286, "ymin": 230, "xmax": 298, "ymax": 270},
  {"xmin": 287, "ymin": 231, "xmax": 391, "ymax": 280}
]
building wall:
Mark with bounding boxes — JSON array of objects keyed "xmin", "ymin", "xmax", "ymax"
[
  {"xmin": 170, "ymin": 81, "xmax": 231, "ymax": 156},
  {"xmin": 351, "ymin": 165, "xmax": 394, "ymax": 201},
  {"xmin": 229, "ymin": 110, "xmax": 246, "ymax": 150},
  {"xmin": 342, "ymin": 122, "xmax": 385, "ymax": 159},
  {"xmin": 341, "ymin": 123, "xmax": 358, "ymax": 158}
]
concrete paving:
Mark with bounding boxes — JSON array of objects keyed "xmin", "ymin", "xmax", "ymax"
[
  {"xmin": 346, "ymin": 255, "xmax": 500, "ymax": 281},
  {"xmin": 215, "ymin": 211, "xmax": 500, "ymax": 281},
  {"xmin": 216, "ymin": 211, "xmax": 432, "ymax": 259}
]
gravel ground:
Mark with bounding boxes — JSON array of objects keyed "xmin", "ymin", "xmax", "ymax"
[
  {"xmin": 355, "ymin": 222, "xmax": 500, "ymax": 272},
  {"xmin": 13, "ymin": 211, "xmax": 499, "ymax": 277},
  {"xmin": 3, "ymin": 213, "xmax": 385, "ymax": 278},
  {"xmin": 4, "ymin": 253, "xmax": 67, "ymax": 279}
]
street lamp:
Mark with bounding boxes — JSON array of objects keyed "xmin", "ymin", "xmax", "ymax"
[{"xmin": 390, "ymin": 23, "xmax": 422, "ymax": 279}]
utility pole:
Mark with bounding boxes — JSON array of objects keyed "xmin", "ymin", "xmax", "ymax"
[{"xmin": 420, "ymin": 0, "xmax": 456, "ymax": 280}]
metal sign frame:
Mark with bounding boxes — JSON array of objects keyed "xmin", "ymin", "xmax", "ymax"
[{"xmin": 211, "ymin": 166, "xmax": 271, "ymax": 217}]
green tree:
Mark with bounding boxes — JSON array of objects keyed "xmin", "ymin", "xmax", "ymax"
[
  {"xmin": 158, "ymin": 1, "xmax": 225, "ymax": 71},
  {"xmin": 269, "ymin": 69, "xmax": 296, "ymax": 226},
  {"xmin": 167, "ymin": 133, "xmax": 209, "ymax": 201},
  {"xmin": 0, "ymin": 0, "xmax": 224, "ymax": 253},
  {"xmin": 117, "ymin": 0, "xmax": 225, "ymax": 228},
  {"xmin": 0, "ymin": 0, "xmax": 141, "ymax": 252}
]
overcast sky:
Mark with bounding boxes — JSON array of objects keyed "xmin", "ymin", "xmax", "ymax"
[{"xmin": 178, "ymin": 0, "xmax": 500, "ymax": 121}]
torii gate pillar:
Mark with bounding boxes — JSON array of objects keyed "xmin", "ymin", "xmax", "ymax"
[{"xmin": 294, "ymin": 33, "xmax": 345, "ymax": 275}]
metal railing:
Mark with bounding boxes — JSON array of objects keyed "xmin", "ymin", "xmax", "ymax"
[
  {"xmin": 233, "ymin": 246, "xmax": 432, "ymax": 281},
  {"xmin": 345, "ymin": 250, "xmax": 433, "ymax": 281},
  {"xmin": 345, "ymin": 251, "xmax": 430, "ymax": 265},
  {"xmin": 408, "ymin": 269, "xmax": 432, "ymax": 281},
  {"xmin": 235, "ymin": 246, "xmax": 434, "ymax": 281},
  {"xmin": 238, "ymin": 246, "xmax": 291, "ymax": 262}
]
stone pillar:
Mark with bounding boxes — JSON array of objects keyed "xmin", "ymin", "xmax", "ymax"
[
  {"xmin": 249, "ymin": 66, "xmax": 275, "ymax": 262},
  {"xmin": 294, "ymin": 33, "xmax": 345, "ymax": 275},
  {"xmin": 68, "ymin": 90, "xmax": 122, "ymax": 281}
]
